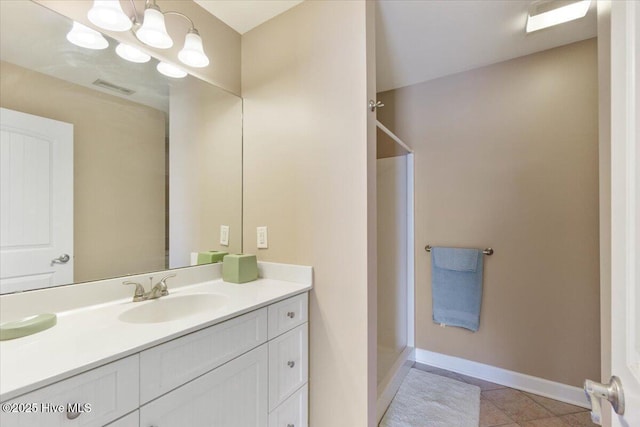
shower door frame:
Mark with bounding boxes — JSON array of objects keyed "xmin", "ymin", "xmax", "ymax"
[{"xmin": 376, "ymin": 150, "xmax": 415, "ymax": 423}]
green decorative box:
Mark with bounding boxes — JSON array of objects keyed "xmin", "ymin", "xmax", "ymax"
[
  {"xmin": 222, "ymin": 254, "xmax": 258, "ymax": 283},
  {"xmin": 197, "ymin": 251, "xmax": 228, "ymax": 265}
]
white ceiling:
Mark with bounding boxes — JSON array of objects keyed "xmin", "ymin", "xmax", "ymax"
[
  {"xmin": 193, "ymin": 0, "xmax": 304, "ymax": 34},
  {"xmin": 193, "ymin": 0, "xmax": 596, "ymax": 91},
  {"xmin": 12, "ymin": 0, "xmax": 596, "ymax": 103},
  {"xmin": 376, "ymin": 0, "xmax": 598, "ymax": 92}
]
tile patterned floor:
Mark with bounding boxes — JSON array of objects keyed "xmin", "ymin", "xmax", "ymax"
[{"xmin": 413, "ymin": 363, "xmax": 595, "ymax": 427}]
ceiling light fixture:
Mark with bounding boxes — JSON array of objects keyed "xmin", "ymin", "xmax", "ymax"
[
  {"xmin": 86, "ymin": 0, "xmax": 210, "ymax": 68},
  {"xmin": 115, "ymin": 43, "xmax": 151, "ymax": 63},
  {"xmin": 66, "ymin": 22, "xmax": 109, "ymax": 50},
  {"xmin": 87, "ymin": 0, "xmax": 132, "ymax": 32},
  {"xmin": 178, "ymin": 29, "xmax": 209, "ymax": 68},
  {"xmin": 135, "ymin": 2, "xmax": 173, "ymax": 49},
  {"xmin": 526, "ymin": 0, "xmax": 591, "ymax": 33},
  {"xmin": 157, "ymin": 61, "xmax": 187, "ymax": 78}
]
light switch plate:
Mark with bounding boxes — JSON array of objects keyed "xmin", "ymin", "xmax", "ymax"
[
  {"xmin": 257, "ymin": 226, "xmax": 268, "ymax": 249},
  {"xmin": 220, "ymin": 225, "xmax": 230, "ymax": 246}
]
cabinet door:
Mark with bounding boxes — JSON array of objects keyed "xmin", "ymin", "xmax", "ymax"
[
  {"xmin": 140, "ymin": 345, "xmax": 268, "ymax": 427},
  {"xmin": 0, "ymin": 355, "xmax": 139, "ymax": 427},
  {"xmin": 268, "ymin": 324, "xmax": 309, "ymax": 411},
  {"xmin": 268, "ymin": 384, "xmax": 308, "ymax": 427}
]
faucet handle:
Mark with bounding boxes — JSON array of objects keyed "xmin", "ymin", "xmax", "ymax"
[
  {"xmin": 157, "ymin": 274, "xmax": 176, "ymax": 287},
  {"xmin": 123, "ymin": 281, "xmax": 146, "ymax": 301},
  {"xmin": 154, "ymin": 274, "xmax": 176, "ymax": 296}
]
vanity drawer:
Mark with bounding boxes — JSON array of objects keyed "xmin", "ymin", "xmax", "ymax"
[
  {"xmin": 268, "ymin": 384, "xmax": 308, "ymax": 427},
  {"xmin": 0, "ymin": 355, "xmax": 139, "ymax": 427},
  {"xmin": 140, "ymin": 307, "xmax": 267, "ymax": 403},
  {"xmin": 268, "ymin": 323, "xmax": 308, "ymax": 411},
  {"xmin": 106, "ymin": 411, "xmax": 139, "ymax": 427},
  {"xmin": 268, "ymin": 293, "xmax": 308, "ymax": 339}
]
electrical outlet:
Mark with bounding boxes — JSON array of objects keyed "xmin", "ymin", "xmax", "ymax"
[
  {"xmin": 257, "ymin": 226, "xmax": 268, "ymax": 249},
  {"xmin": 220, "ymin": 225, "xmax": 230, "ymax": 246}
]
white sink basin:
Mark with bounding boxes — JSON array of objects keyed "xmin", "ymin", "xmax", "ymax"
[{"xmin": 118, "ymin": 294, "xmax": 228, "ymax": 324}]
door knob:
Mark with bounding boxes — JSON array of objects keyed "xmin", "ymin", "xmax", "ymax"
[
  {"xmin": 584, "ymin": 376, "xmax": 625, "ymax": 425},
  {"xmin": 51, "ymin": 254, "xmax": 70, "ymax": 265}
]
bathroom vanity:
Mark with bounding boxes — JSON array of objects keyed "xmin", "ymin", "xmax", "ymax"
[{"xmin": 0, "ymin": 262, "xmax": 311, "ymax": 427}]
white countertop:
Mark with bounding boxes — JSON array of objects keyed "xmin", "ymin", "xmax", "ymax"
[{"xmin": 0, "ymin": 272, "xmax": 311, "ymax": 401}]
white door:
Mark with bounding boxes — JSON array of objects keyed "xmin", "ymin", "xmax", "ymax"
[
  {"xmin": 607, "ymin": 0, "xmax": 640, "ymax": 426},
  {"xmin": 0, "ymin": 108, "xmax": 73, "ymax": 293}
]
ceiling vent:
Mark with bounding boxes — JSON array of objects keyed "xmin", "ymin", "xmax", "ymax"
[{"xmin": 92, "ymin": 79, "xmax": 135, "ymax": 96}]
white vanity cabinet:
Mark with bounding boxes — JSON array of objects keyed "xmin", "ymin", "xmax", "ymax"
[
  {"xmin": 0, "ymin": 292, "xmax": 309, "ymax": 427},
  {"xmin": 138, "ymin": 292, "xmax": 309, "ymax": 427}
]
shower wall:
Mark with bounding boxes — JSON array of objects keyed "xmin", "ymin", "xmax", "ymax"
[
  {"xmin": 377, "ymin": 39, "xmax": 599, "ymax": 388},
  {"xmin": 377, "ymin": 155, "xmax": 409, "ymax": 384}
]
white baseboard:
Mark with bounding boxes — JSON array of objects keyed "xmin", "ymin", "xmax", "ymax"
[
  {"xmin": 377, "ymin": 346, "xmax": 415, "ymax": 423},
  {"xmin": 414, "ymin": 348, "xmax": 590, "ymax": 409}
]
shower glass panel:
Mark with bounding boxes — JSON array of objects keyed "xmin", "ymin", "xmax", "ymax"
[{"xmin": 377, "ymin": 154, "xmax": 409, "ymax": 384}]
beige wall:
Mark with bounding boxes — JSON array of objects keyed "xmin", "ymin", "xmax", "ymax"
[
  {"xmin": 1, "ymin": 60, "xmax": 166, "ymax": 283},
  {"xmin": 169, "ymin": 75, "xmax": 242, "ymax": 266},
  {"xmin": 378, "ymin": 39, "xmax": 600, "ymax": 387},
  {"xmin": 242, "ymin": 1, "xmax": 375, "ymax": 425},
  {"xmin": 377, "ymin": 156, "xmax": 408, "ymax": 384},
  {"xmin": 35, "ymin": 0, "xmax": 241, "ymax": 95}
]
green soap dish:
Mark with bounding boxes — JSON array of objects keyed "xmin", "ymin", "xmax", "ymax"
[{"xmin": 0, "ymin": 313, "xmax": 57, "ymax": 341}]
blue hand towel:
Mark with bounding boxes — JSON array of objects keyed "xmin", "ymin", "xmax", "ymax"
[{"xmin": 431, "ymin": 247, "xmax": 483, "ymax": 332}]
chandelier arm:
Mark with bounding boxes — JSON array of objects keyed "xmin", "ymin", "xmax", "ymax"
[
  {"xmin": 163, "ymin": 11, "xmax": 196, "ymax": 30},
  {"xmin": 127, "ymin": 0, "xmax": 139, "ymax": 21}
]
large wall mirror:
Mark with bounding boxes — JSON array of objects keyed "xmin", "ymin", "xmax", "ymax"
[{"xmin": 0, "ymin": 0, "xmax": 243, "ymax": 294}]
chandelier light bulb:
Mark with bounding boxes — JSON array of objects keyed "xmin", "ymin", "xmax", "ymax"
[
  {"xmin": 157, "ymin": 61, "xmax": 187, "ymax": 78},
  {"xmin": 178, "ymin": 29, "xmax": 209, "ymax": 68},
  {"xmin": 115, "ymin": 43, "xmax": 151, "ymax": 63},
  {"xmin": 66, "ymin": 22, "xmax": 109, "ymax": 50},
  {"xmin": 136, "ymin": 6, "xmax": 173, "ymax": 49},
  {"xmin": 87, "ymin": 0, "xmax": 132, "ymax": 32}
]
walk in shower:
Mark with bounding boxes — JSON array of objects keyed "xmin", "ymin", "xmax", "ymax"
[{"xmin": 376, "ymin": 121, "xmax": 414, "ymax": 420}]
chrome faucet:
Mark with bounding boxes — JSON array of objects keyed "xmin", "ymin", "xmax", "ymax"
[{"xmin": 123, "ymin": 274, "xmax": 176, "ymax": 302}]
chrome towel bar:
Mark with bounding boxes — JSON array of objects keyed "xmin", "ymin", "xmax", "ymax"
[{"xmin": 425, "ymin": 245, "xmax": 494, "ymax": 255}]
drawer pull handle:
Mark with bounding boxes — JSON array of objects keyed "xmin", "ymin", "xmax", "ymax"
[
  {"xmin": 287, "ymin": 360, "xmax": 296, "ymax": 368},
  {"xmin": 286, "ymin": 311, "xmax": 296, "ymax": 319},
  {"xmin": 287, "ymin": 424, "xmax": 295, "ymax": 427},
  {"xmin": 66, "ymin": 407, "xmax": 81, "ymax": 420}
]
